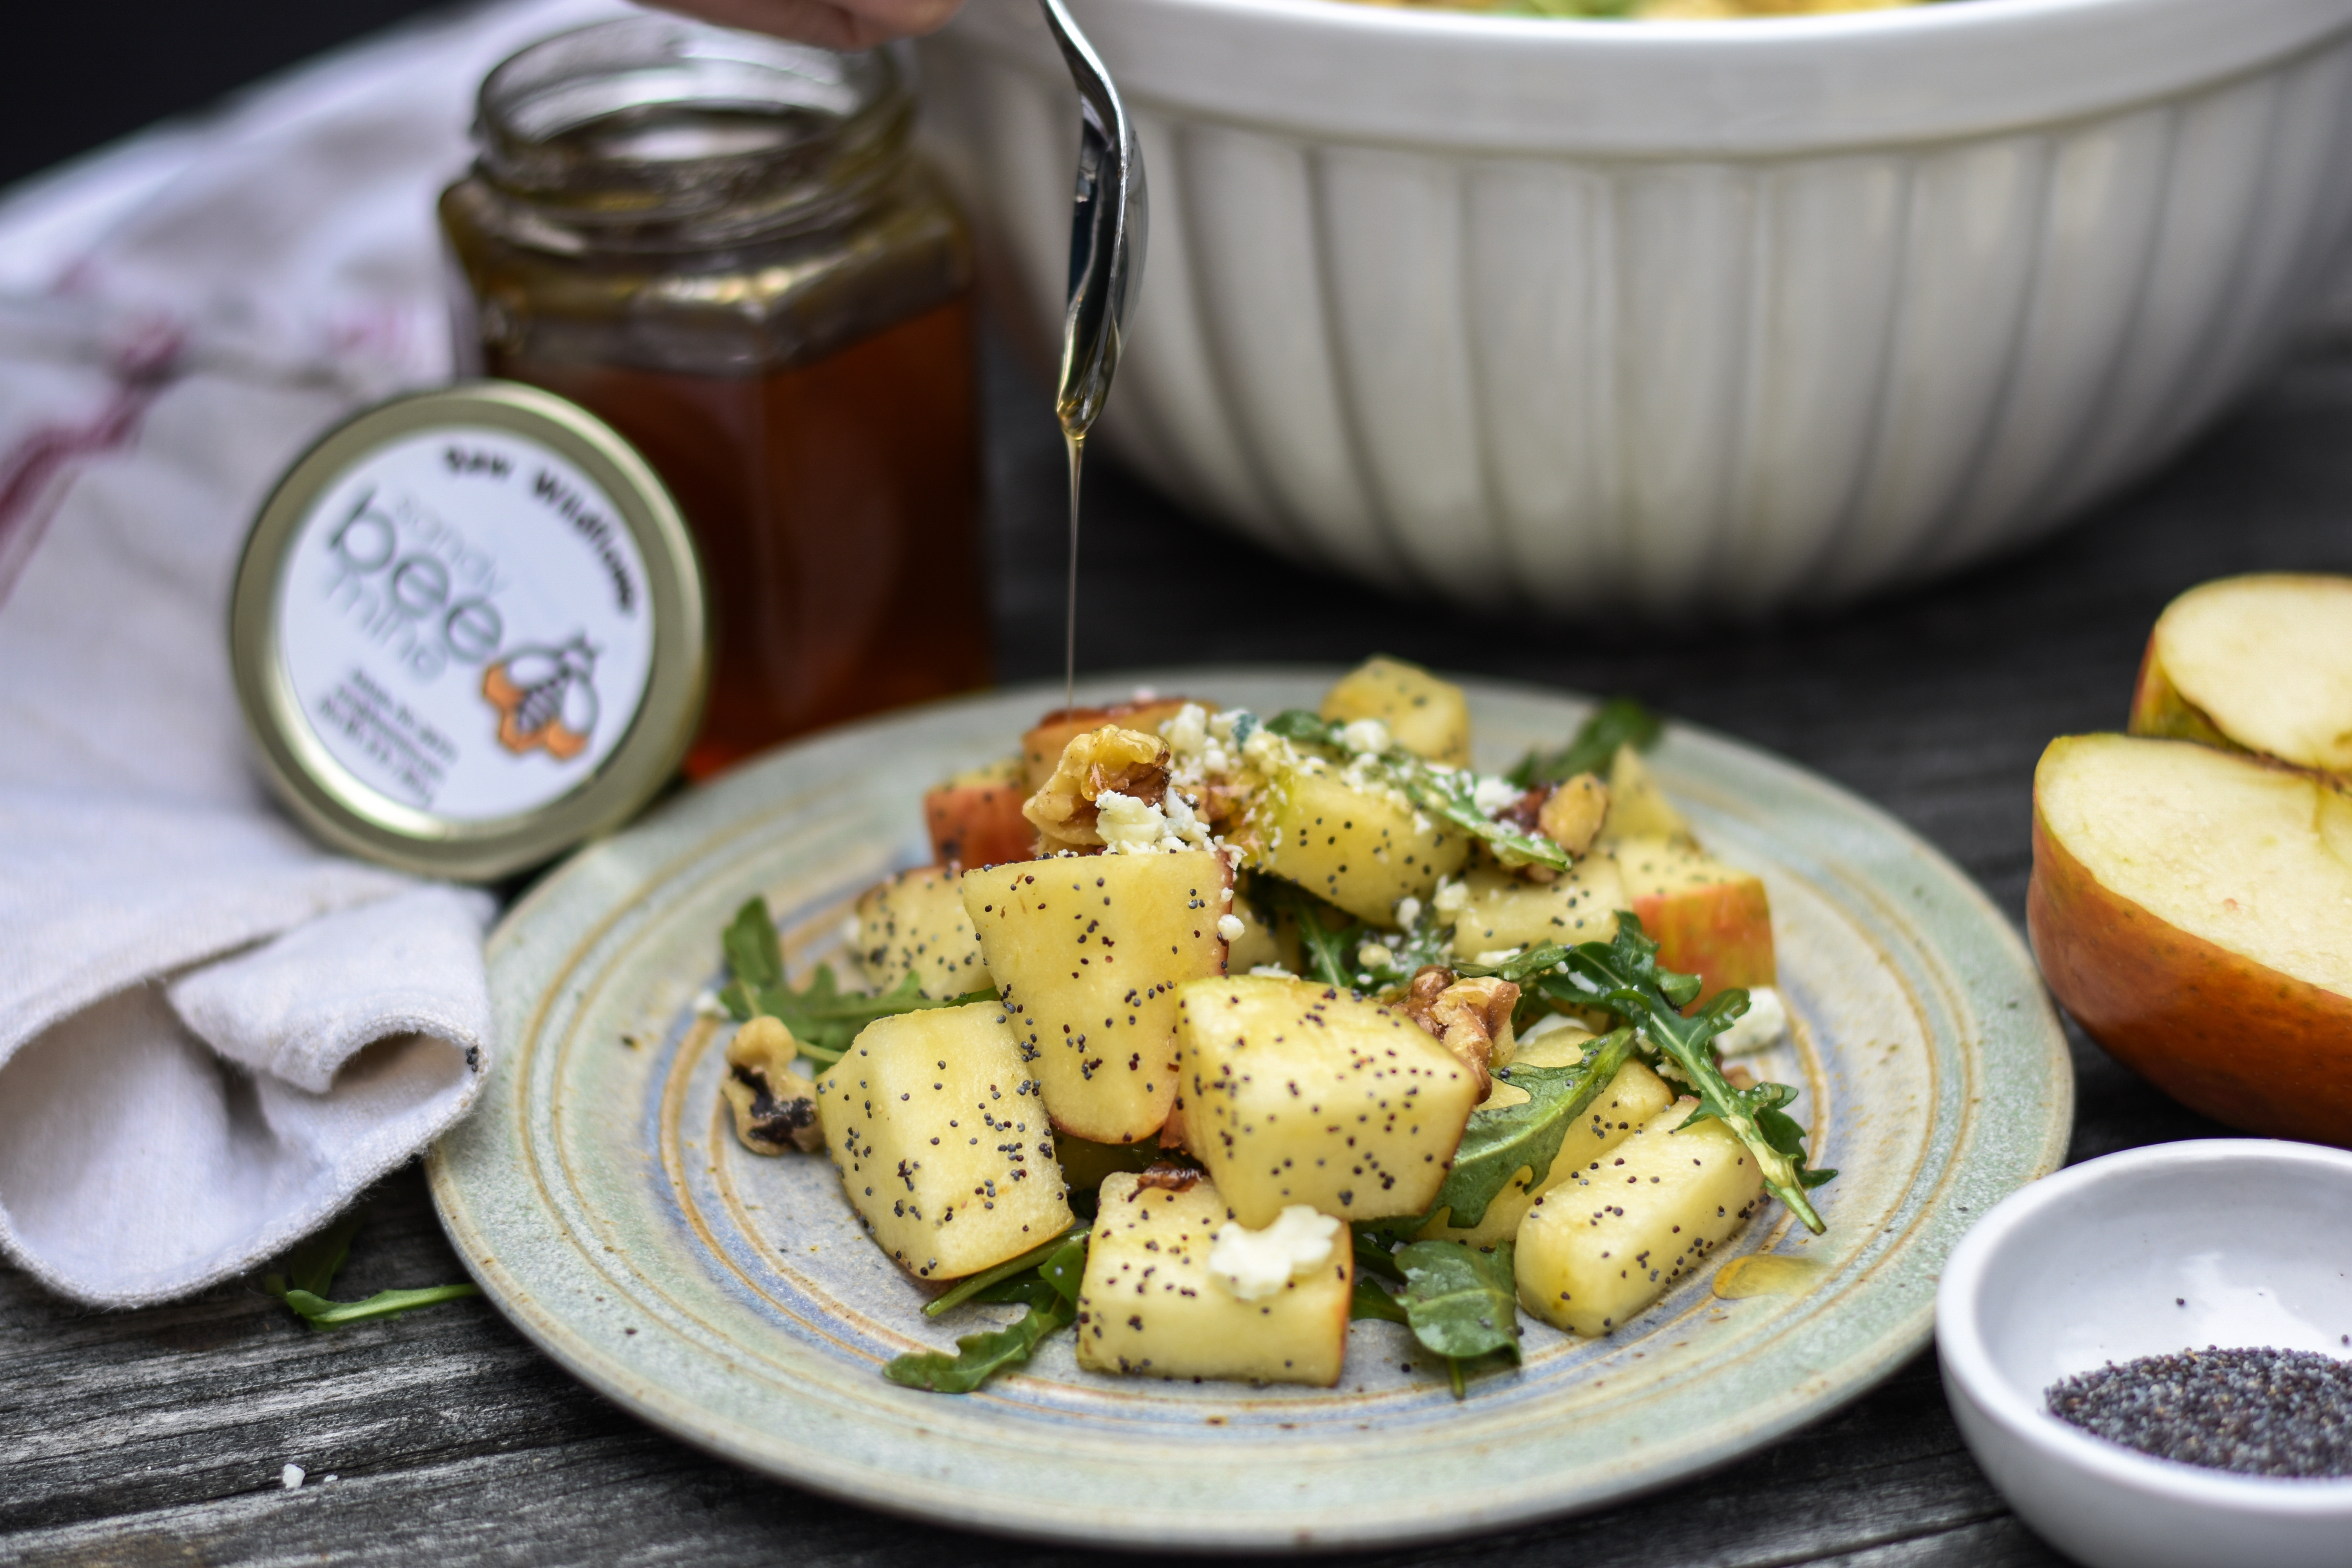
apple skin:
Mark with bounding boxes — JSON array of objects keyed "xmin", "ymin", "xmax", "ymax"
[
  {"xmin": 1633, "ymin": 878, "xmax": 1775, "ymax": 1005},
  {"xmin": 2027, "ymin": 798, "xmax": 2352, "ymax": 1148},
  {"xmin": 922, "ymin": 778, "xmax": 1035, "ymax": 870}
]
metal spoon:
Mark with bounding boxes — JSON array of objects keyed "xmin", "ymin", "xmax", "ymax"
[
  {"xmin": 1037, "ymin": 0, "xmax": 1147, "ymax": 440},
  {"xmin": 1038, "ymin": 0, "xmax": 1146, "ymax": 710}
]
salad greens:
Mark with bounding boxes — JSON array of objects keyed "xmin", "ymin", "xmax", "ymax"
[
  {"xmin": 1262, "ymin": 710, "xmax": 1570, "ymax": 873},
  {"xmin": 886, "ymin": 1229, "xmax": 1090, "ymax": 1393},
  {"xmin": 1394, "ymin": 1241, "xmax": 1522, "ymax": 1398},
  {"xmin": 1425, "ymin": 1027, "xmax": 1640, "ymax": 1230},
  {"xmin": 1460, "ymin": 919, "xmax": 1835, "ymax": 1233},
  {"xmin": 1506, "ymin": 695, "xmax": 1662, "ymax": 789},
  {"xmin": 262, "ymin": 1213, "xmax": 481, "ymax": 1330},
  {"xmin": 720, "ymin": 896, "xmax": 992, "ymax": 1066}
]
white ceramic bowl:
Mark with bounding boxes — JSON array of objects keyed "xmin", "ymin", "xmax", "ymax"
[
  {"xmin": 918, "ymin": 0, "xmax": 2352, "ymax": 615},
  {"xmin": 1936, "ymin": 1140, "xmax": 2352, "ymax": 1568}
]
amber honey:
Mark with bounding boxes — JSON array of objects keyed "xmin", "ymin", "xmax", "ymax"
[
  {"xmin": 494, "ymin": 298, "xmax": 987, "ymax": 777},
  {"xmin": 443, "ymin": 19, "xmax": 991, "ymax": 779}
]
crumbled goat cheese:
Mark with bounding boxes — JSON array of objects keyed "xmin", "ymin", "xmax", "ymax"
[
  {"xmin": 1249, "ymin": 964, "xmax": 1295, "ymax": 978},
  {"xmin": 1394, "ymin": 896, "xmax": 1423, "ymax": 930},
  {"xmin": 1161, "ymin": 702, "xmax": 1208, "ymax": 759},
  {"xmin": 1338, "ymin": 717, "xmax": 1392, "ymax": 755},
  {"xmin": 1209, "ymin": 1205, "xmax": 1341, "ymax": 1301},
  {"xmin": 1357, "ymin": 942, "xmax": 1394, "ymax": 970},
  {"xmin": 1241, "ymin": 725, "xmax": 1296, "ymax": 773},
  {"xmin": 691, "ymin": 990, "xmax": 729, "ymax": 1018},
  {"xmin": 1094, "ymin": 790, "xmax": 1191, "ymax": 854},
  {"xmin": 1471, "ymin": 776, "xmax": 1523, "ymax": 816},
  {"xmin": 1217, "ymin": 914, "xmax": 1246, "ymax": 942},
  {"xmin": 1473, "ymin": 947, "xmax": 1523, "ymax": 966},
  {"xmin": 1431, "ymin": 876, "xmax": 1468, "ymax": 916},
  {"xmin": 281, "ymin": 1465, "xmax": 306, "ymax": 1490},
  {"xmin": 1715, "ymin": 986, "xmax": 1789, "ymax": 1055}
]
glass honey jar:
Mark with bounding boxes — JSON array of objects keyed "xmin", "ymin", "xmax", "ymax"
[{"xmin": 441, "ymin": 17, "xmax": 991, "ymax": 778}]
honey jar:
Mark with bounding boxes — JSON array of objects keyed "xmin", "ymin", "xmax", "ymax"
[{"xmin": 441, "ymin": 18, "xmax": 991, "ymax": 778}]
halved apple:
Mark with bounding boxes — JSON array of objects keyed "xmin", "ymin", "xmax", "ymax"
[
  {"xmin": 2027, "ymin": 732, "xmax": 2352, "ymax": 1145},
  {"xmin": 2129, "ymin": 573, "xmax": 2352, "ymax": 777}
]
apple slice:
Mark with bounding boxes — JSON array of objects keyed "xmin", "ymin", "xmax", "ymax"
[
  {"xmin": 2028, "ymin": 732, "xmax": 2352, "ymax": 1144},
  {"xmin": 1609, "ymin": 833, "xmax": 1775, "ymax": 1002},
  {"xmin": 2129, "ymin": 573, "xmax": 2352, "ymax": 776},
  {"xmin": 922, "ymin": 758, "xmax": 1034, "ymax": 869}
]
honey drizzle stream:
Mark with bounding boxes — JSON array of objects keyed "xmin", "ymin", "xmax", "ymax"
[{"xmin": 1062, "ymin": 426, "xmax": 1083, "ymax": 715}]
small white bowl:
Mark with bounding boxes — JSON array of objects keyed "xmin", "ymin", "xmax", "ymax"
[{"xmin": 1938, "ymin": 1140, "xmax": 2352, "ymax": 1568}]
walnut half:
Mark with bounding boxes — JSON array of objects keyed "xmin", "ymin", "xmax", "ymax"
[
  {"xmin": 1021, "ymin": 724, "xmax": 1170, "ymax": 853},
  {"xmin": 720, "ymin": 1016, "xmax": 824, "ymax": 1155},
  {"xmin": 1397, "ymin": 966, "xmax": 1521, "ymax": 1098}
]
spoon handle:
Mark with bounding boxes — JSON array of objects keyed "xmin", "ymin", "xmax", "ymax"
[{"xmin": 1037, "ymin": 0, "xmax": 1146, "ymax": 437}]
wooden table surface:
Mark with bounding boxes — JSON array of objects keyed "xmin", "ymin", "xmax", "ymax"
[{"xmin": 7, "ymin": 322, "xmax": 2349, "ymax": 1568}]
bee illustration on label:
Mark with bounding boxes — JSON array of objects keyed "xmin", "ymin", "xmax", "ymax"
[{"xmin": 482, "ymin": 636, "xmax": 601, "ymax": 762}]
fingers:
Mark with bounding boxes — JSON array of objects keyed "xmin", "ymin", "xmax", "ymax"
[{"xmin": 644, "ymin": 0, "xmax": 965, "ymax": 49}]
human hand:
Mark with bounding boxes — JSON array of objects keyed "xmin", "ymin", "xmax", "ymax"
[{"xmin": 648, "ymin": 0, "xmax": 964, "ymax": 50}]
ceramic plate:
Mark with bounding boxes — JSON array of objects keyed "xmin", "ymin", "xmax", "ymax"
[{"xmin": 428, "ymin": 671, "xmax": 2072, "ymax": 1550}]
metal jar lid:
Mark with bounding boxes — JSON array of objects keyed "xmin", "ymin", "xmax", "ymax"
[{"xmin": 230, "ymin": 381, "xmax": 708, "ymax": 881}]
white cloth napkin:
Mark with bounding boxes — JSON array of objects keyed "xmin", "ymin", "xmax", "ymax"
[{"xmin": 0, "ymin": 0, "xmax": 626, "ymax": 1307}]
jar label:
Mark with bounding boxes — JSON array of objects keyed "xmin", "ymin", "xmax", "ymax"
[{"xmin": 272, "ymin": 426, "xmax": 657, "ymax": 823}]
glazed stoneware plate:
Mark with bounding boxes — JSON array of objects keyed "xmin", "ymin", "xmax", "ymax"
[{"xmin": 428, "ymin": 671, "xmax": 2073, "ymax": 1550}]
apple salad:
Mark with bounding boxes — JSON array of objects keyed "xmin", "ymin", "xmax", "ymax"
[{"xmin": 714, "ymin": 660, "xmax": 1832, "ymax": 1396}]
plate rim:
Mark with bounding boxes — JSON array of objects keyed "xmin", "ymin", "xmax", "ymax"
[{"xmin": 428, "ymin": 665, "xmax": 2074, "ymax": 1550}]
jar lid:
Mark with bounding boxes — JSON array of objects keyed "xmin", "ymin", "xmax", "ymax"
[{"xmin": 230, "ymin": 381, "xmax": 708, "ymax": 881}]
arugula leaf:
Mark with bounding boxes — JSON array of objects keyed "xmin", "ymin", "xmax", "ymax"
[
  {"xmin": 1426, "ymin": 1028, "xmax": 1639, "ymax": 1230},
  {"xmin": 922, "ymin": 1220, "xmax": 1089, "ymax": 1318},
  {"xmin": 261, "ymin": 1213, "xmax": 481, "ymax": 1331},
  {"xmin": 720, "ymin": 897, "xmax": 785, "ymax": 995},
  {"xmin": 719, "ymin": 896, "xmax": 994, "ymax": 1065},
  {"xmin": 1350, "ymin": 1274, "xmax": 1411, "ymax": 1325},
  {"xmin": 888, "ymin": 1230, "xmax": 1091, "ymax": 1393},
  {"xmin": 1257, "ymin": 878, "xmax": 1359, "ymax": 990},
  {"xmin": 1394, "ymin": 762, "xmax": 1569, "ymax": 874},
  {"xmin": 885, "ymin": 1278, "xmax": 1077, "ymax": 1394},
  {"xmin": 1395, "ymin": 1241, "xmax": 1521, "ymax": 1398},
  {"xmin": 1263, "ymin": 711, "xmax": 1571, "ymax": 875},
  {"xmin": 1463, "ymin": 920, "xmax": 1834, "ymax": 1232},
  {"xmin": 1506, "ymin": 696, "xmax": 1663, "ymax": 789},
  {"xmin": 274, "ymin": 1284, "xmax": 484, "ymax": 1327},
  {"xmin": 1352, "ymin": 1227, "xmax": 1407, "ymax": 1283}
]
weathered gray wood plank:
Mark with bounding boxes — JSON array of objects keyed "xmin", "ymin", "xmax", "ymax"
[{"xmin": 13, "ymin": 325, "xmax": 2350, "ymax": 1565}]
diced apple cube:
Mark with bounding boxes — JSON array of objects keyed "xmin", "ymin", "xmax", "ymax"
[
  {"xmin": 1446, "ymin": 855, "xmax": 1625, "ymax": 961},
  {"xmin": 815, "ymin": 1000, "xmax": 1074, "ymax": 1282},
  {"xmin": 1175, "ymin": 974, "xmax": 1481, "ymax": 1228},
  {"xmin": 1247, "ymin": 756, "xmax": 1468, "ymax": 925},
  {"xmin": 924, "ymin": 758, "xmax": 1034, "ymax": 869},
  {"xmin": 1594, "ymin": 745, "xmax": 1691, "ymax": 845},
  {"xmin": 1514, "ymin": 1100, "xmax": 1764, "ymax": 1336},
  {"xmin": 1075, "ymin": 1171, "xmax": 1351, "ymax": 1386},
  {"xmin": 1318, "ymin": 657, "xmax": 1470, "ymax": 767},
  {"xmin": 1608, "ymin": 834, "xmax": 1775, "ymax": 1000},
  {"xmin": 853, "ymin": 867, "xmax": 990, "ymax": 999},
  {"xmin": 960, "ymin": 851, "xmax": 1230, "ymax": 1145}
]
